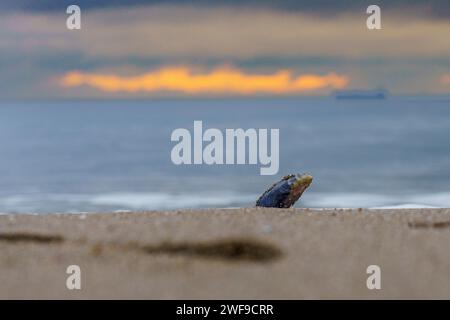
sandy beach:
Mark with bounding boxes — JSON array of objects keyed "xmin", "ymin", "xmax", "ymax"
[{"xmin": 1, "ymin": 208, "xmax": 450, "ymax": 299}]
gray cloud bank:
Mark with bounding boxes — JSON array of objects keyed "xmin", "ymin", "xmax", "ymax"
[
  {"xmin": 0, "ymin": 2, "xmax": 449, "ymax": 99},
  {"xmin": 1, "ymin": 0, "xmax": 449, "ymax": 19}
]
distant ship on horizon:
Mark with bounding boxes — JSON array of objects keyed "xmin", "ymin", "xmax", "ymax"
[{"xmin": 333, "ymin": 89, "xmax": 388, "ymax": 100}]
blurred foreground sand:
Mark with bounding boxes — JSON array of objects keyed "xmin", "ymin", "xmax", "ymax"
[{"xmin": 1, "ymin": 208, "xmax": 450, "ymax": 299}]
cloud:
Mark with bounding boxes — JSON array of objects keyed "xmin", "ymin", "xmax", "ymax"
[
  {"xmin": 2, "ymin": 0, "xmax": 449, "ymax": 19},
  {"xmin": 1, "ymin": 4, "xmax": 450, "ymax": 98},
  {"xmin": 60, "ymin": 66, "xmax": 348, "ymax": 95},
  {"xmin": 3, "ymin": 6, "xmax": 450, "ymax": 61},
  {"xmin": 441, "ymin": 74, "xmax": 450, "ymax": 85},
  {"xmin": 1, "ymin": 4, "xmax": 449, "ymax": 78}
]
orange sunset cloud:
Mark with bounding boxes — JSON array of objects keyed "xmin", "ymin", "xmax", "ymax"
[
  {"xmin": 60, "ymin": 67, "xmax": 348, "ymax": 95},
  {"xmin": 441, "ymin": 74, "xmax": 450, "ymax": 85}
]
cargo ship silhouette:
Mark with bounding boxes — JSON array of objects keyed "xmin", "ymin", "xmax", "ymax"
[{"xmin": 333, "ymin": 89, "xmax": 388, "ymax": 99}]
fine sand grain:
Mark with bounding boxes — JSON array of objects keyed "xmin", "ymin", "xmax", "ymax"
[{"xmin": 1, "ymin": 208, "xmax": 450, "ymax": 299}]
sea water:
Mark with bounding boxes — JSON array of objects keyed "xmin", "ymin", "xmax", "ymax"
[{"xmin": 0, "ymin": 96, "xmax": 449, "ymax": 213}]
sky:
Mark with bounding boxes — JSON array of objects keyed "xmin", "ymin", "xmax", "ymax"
[{"xmin": 1, "ymin": 0, "xmax": 450, "ymax": 99}]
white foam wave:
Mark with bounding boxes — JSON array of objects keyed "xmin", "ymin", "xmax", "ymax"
[
  {"xmin": 303, "ymin": 192, "xmax": 450, "ymax": 209},
  {"xmin": 0, "ymin": 192, "xmax": 255, "ymax": 212},
  {"xmin": 372, "ymin": 204, "xmax": 438, "ymax": 209},
  {"xmin": 90, "ymin": 192, "xmax": 254, "ymax": 210},
  {"xmin": 0, "ymin": 191, "xmax": 449, "ymax": 213}
]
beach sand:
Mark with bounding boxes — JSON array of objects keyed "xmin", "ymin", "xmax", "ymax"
[{"xmin": 1, "ymin": 208, "xmax": 450, "ymax": 299}]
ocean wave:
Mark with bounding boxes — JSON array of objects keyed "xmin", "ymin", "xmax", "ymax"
[
  {"xmin": 89, "ymin": 192, "xmax": 255, "ymax": 209},
  {"xmin": 0, "ymin": 191, "xmax": 449, "ymax": 213},
  {"xmin": 371, "ymin": 204, "xmax": 439, "ymax": 209},
  {"xmin": 0, "ymin": 192, "xmax": 255, "ymax": 213},
  {"xmin": 303, "ymin": 192, "xmax": 450, "ymax": 209}
]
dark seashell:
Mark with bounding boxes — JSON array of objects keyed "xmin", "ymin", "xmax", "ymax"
[{"xmin": 256, "ymin": 174, "xmax": 313, "ymax": 208}]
